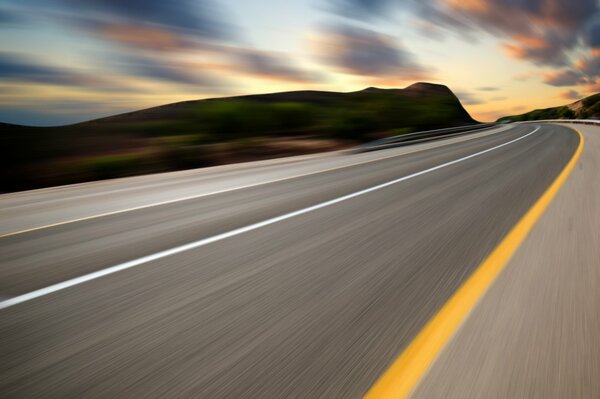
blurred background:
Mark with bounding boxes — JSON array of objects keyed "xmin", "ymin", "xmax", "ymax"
[{"xmin": 0, "ymin": 0, "xmax": 598, "ymax": 190}]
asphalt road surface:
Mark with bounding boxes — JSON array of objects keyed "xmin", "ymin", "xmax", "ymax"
[{"xmin": 0, "ymin": 123, "xmax": 589, "ymax": 398}]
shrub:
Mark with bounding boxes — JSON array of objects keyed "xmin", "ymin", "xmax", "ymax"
[{"xmin": 82, "ymin": 154, "xmax": 141, "ymax": 180}]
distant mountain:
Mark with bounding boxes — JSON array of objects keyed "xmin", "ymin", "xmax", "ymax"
[
  {"xmin": 497, "ymin": 93, "xmax": 600, "ymax": 122},
  {"xmin": 77, "ymin": 82, "xmax": 474, "ymax": 128},
  {"xmin": 1, "ymin": 82, "xmax": 476, "ymax": 192}
]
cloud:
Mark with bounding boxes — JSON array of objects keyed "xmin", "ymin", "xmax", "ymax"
[
  {"xmin": 584, "ymin": 14, "xmax": 600, "ymax": 49},
  {"xmin": 2, "ymin": 0, "xmax": 329, "ymax": 99},
  {"xmin": 2, "ymin": 1, "xmax": 330, "ymax": 126},
  {"xmin": 0, "ymin": 0, "xmax": 239, "ymax": 90},
  {"xmin": 543, "ymin": 55, "xmax": 599, "ymax": 87},
  {"xmin": 364, "ymin": 0, "xmax": 600, "ymax": 90},
  {"xmin": 114, "ymin": 55, "xmax": 221, "ymax": 87},
  {"xmin": 0, "ymin": 52, "xmax": 92, "ymax": 86},
  {"xmin": 544, "ymin": 69, "xmax": 588, "ymax": 86},
  {"xmin": 14, "ymin": 0, "xmax": 322, "ymax": 87},
  {"xmin": 454, "ymin": 91, "xmax": 484, "ymax": 105},
  {"xmin": 477, "ymin": 86, "xmax": 499, "ymax": 91},
  {"xmin": 111, "ymin": 49, "xmax": 322, "ymax": 88},
  {"xmin": 58, "ymin": 0, "xmax": 231, "ymax": 41},
  {"xmin": 80, "ymin": 21, "xmax": 193, "ymax": 52},
  {"xmin": 316, "ymin": 25, "xmax": 432, "ymax": 82},
  {"xmin": 0, "ymin": 7, "xmax": 25, "ymax": 24},
  {"xmin": 584, "ymin": 80, "xmax": 600, "ymax": 93},
  {"xmin": 559, "ymin": 89, "xmax": 581, "ymax": 100},
  {"xmin": 578, "ymin": 55, "xmax": 600, "ymax": 77},
  {"xmin": 329, "ymin": 0, "xmax": 395, "ymax": 19},
  {"xmin": 229, "ymin": 49, "xmax": 325, "ymax": 84},
  {"xmin": 0, "ymin": 52, "xmax": 153, "ymax": 94},
  {"xmin": 327, "ymin": 0, "xmax": 599, "ymax": 68},
  {"xmin": 76, "ymin": 19, "xmax": 324, "ymax": 85},
  {"xmin": 427, "ymin": 0, "xmax": 597, "ymax": 67},
  {"xmin": 41, "ymin": 0, "xmax": 237, "ymax": 57},
  {"xmin": 501, "ymin": 33, "xmax": 574, "ymax": 66}
]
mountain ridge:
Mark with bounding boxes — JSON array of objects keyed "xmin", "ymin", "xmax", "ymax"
[
  {"xmin": 4, "ymin": 82, "xmax": 466, "ymax": 128},
  {"xmin": 1, "ymin": 82, "xmax": 476, "ymax": 192},
  {"xmin": 497, "ymin": 93, "xmax": 600, "ymax": 122}
]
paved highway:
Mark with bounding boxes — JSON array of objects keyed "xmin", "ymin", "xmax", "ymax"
[{"xmin": 0, "ymin": 122, "xmax": 592, "ymax": 398}]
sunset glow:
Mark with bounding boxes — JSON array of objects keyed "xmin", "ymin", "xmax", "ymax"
[{"xmin": 0, "ymin": 0, "xmax": 597, "ymax": 125}]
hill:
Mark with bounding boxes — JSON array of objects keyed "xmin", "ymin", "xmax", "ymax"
[
  {"xmin": 497, "ymin": 93, "xmax": 600, "ymax": 122},
  {"xmin": 1, "ymin": 82, "xmax": 476, "ymax": 192}
]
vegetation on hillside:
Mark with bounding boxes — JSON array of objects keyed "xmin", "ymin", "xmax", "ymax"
[
  {"xmin": 1, "ymin": 83, "xmax": 476, "ymax": 192},
  {"xmin": 497, "ymin": 93, "xmax": 600, "ymax": 122}
]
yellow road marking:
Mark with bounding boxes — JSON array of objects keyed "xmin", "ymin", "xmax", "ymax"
[{"xmin": 364, "ymin": 127, "xmax": 584, "ymax": 399}]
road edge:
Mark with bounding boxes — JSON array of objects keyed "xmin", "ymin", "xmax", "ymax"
[
  {"xmin": 363, "ymin": 125, "xmax": 584, "ymax": 399},
  {"xmin": 0, "ymin": 125, "xmax": 513, "ymax": 239}
]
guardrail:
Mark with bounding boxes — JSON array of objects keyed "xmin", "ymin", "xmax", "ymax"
[
  {"xmin": 355, "ymin": 123, "xmax": 497, "ymax": 152},
  {"xmin": 518, "ymin": 119, "xmax": 600, "ymax": 126}
]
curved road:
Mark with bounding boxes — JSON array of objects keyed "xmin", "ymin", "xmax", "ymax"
[{"xmin": 0, "ymin": 123, "xmax": 592, "ymax": 398}]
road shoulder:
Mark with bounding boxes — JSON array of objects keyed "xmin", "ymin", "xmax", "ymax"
[
  {"xmin": 411, "ymin": 124, "xmax": 600, "ymax": 398},
  {"xmin": 0, "ymin": 125, "xmax": 513, "ymax": 236}
]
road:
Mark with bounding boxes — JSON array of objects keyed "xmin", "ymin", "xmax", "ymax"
[
  {"xmin": 0, "ymin": 122, "xmax": 593, "ymax": 398},
  {"xmin": 412, "ymin": 122, "xmax": 599, "ymax": 399}
]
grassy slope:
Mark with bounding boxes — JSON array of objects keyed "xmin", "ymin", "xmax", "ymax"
[
  {"xmin": 497, "ymin": 93, "xmax": 600, "ymax": 122},
  {"xmin": 1, "ymin": 82, "xmax": 476, "ymax": 192}
]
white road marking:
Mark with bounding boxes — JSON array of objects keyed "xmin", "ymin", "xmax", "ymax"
[
  {"xmin": 0, "ymin": 125, "xmax": 509, "ymax": 238},
  {"xmin": 0, "ymin": 127, "xmax": 539, "ymax": 310}
]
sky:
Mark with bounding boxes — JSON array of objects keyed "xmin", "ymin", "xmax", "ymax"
[{"xmin": 0, "ymin": 0, "xmax": 598, "ymax": 125}]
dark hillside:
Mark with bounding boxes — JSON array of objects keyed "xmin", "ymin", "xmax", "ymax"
[
  {"xmin": 497, "ymin": 93, "xmax": 600, "ymax": 122},
  {"xmin": 1, "ymin": 83, "xmax": 476, "ymax": 192}
]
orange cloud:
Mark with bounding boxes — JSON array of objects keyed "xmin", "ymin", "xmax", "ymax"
[
  {"xmin": 510, "ymin": 34, "xmax": 548, "ymax": 49},
  {"xmin": 445, "ymin": 0, "xmax": 489, "ymax": 13},
  {"xmin": 314, "ymin": 25, "xmax": 433, "ymax": 81},
  {"xmin": 583, "ymin": 81, "xmax": 600, "ymax": 93},
  {"xmin": 189, "ymin": 49, "xmax": 324, "ymax": 85},
  {"xmin": 502, "ymin": 43, "xmax": 526, "ymax": 59},
  {"xmin": 426, "ymin": 0, "xmax": 597, "ymax": 67},
  {"xmin": 98, "ymin": 24, "xmax": 186, "ymax": 51},
  {"xmin": 559, "ymin": 89, "xmax": 580, "ymax": 100}
]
